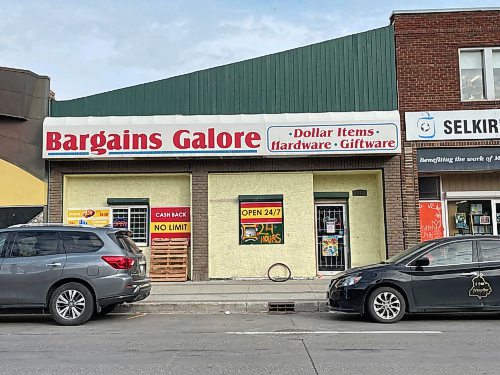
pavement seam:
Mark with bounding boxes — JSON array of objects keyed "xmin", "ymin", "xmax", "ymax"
[{"xmin": 301, "ymin": 339, "xmax": 319, "ymax": 375}]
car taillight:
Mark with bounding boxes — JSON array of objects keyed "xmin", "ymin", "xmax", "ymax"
[{"xmin": 102, "ymin": 256, "xmax": 135, "ymax": 269}]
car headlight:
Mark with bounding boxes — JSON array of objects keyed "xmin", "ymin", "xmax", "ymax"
[{"xmin": 340, "ymin": 275, "xmax": 362, "ymax": 287}]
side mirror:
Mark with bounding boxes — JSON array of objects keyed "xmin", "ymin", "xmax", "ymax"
[{"xmin": 414, "ymin": 257, "xmax": 430, "ymax": 268}]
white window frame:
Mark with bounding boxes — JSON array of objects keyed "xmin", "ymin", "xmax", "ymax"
[
  {"xmin": 459, "ymin": 47, "xmax": 500, "ymax": 101},
  {"xmin": 111, "ymin": 205, "xmax": 149, "ymax": 246}
]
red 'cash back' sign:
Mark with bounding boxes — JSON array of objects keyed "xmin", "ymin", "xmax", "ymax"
[{"xmin": 150, "ymin": 207, "xmax": 191, "ymax": 240}]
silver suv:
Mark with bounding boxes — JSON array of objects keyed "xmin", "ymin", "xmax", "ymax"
[{"xmin": 0, "ymin": 225, "xmax": 151, "ymax": 325}]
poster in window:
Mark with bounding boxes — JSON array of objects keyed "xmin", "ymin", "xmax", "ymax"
[
  {"xmin": 240, "ymin": 201, "xmax": 284, "ymax": 245},
  {"xmin": 66, "ymin": 208, "xmax": 111, "ymax": 227},
  {"xmin": 419, "ymin": 201, "xmax": 444, "ymax": 242},
  {"xmin": 471, "ymin": 204, "xmax": 483, "ymax": 214},
  {"xmin": 326, "ymin": 221, "xmax": 336, "ymax": 234},
  {"xmin": 480, "ymin": 216, "xmax": 491, "ymax": 225},
  {"xmin": 322, "ymin": 235, "xmax": 339, "ymax": 256},
  {"xmin": 150, "ymin": 207, "xmax": 191, "ymax": 240},
  {"xmin": 455, "ymin": 213, "xmax": 467, "ymax": 229}
]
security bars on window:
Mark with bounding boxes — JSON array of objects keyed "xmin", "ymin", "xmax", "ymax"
[{"xmin": 111, "ymin": 206, "xmax": 148, "ymax": 245}]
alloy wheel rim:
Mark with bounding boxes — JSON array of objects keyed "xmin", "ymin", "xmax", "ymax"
[
  {"xmin": 56, "ymin": 290, "xmax": 86, "ymax": 320},
  {"xmin": 373, "ymin": 291, "xmax": 401, "ymax": 320}
]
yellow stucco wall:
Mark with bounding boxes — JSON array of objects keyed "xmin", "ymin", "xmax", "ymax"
[
  {"xmin": 0, "ymin": 159, "xmax": 46, "ymax": 206},
  {"xmin": 208, "ymin": 172, "xmax": 316, "ymax": 278},
  {"xmin": 313, "ymin": 171, "xmax": 386, "ymax": 267},
  {"xmin": 63, "ymin": 174, "xmax": 191, "ymax": 264}
]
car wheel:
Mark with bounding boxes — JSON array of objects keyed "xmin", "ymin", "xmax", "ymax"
[
  {"xmin": 96, "ymin": 303, "xmax": 119, "ymax": 317},
  {"xmin": 49, "ymin": 282, "xmax": 94, "ymax": 326},
  {"xmin": 366, "ymin": 287, "xmax": 406, "ymax": 323}
]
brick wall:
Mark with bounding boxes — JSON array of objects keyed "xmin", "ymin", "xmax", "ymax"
[
  {"xmin": 48, "ymin": 156, "xmax": 404, "ymax": 279},
  {"xmin": 392, "ymin": 10, "xmax": 500, "ymax": 248}
]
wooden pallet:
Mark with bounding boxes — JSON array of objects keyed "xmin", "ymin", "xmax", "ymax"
[{"xmin": 149, "ymin": 238, "xmax": 189, "ymax": 282}]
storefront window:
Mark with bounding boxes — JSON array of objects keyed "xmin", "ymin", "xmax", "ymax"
[
  {"xmin": 448, "ymin": 200, "xmax": 492, "ymax": 236},
  {"xmin": 111, "ymin": 206, "xmax": 149, "ymax": 245}
]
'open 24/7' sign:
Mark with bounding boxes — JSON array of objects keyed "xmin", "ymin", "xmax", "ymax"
[{"xmin": 239, "ymin": 202, "xmax": 284, "ymax": 245}]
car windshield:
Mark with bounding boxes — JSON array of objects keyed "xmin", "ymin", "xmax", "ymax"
[{"xmin": 384, "ymin": 241, "xmax": 434, "ymax": 264}]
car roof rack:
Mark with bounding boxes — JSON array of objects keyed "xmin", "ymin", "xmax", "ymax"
[{"xmin": 8, "ymin": 223, "xmax": 98, "ymax": 228}]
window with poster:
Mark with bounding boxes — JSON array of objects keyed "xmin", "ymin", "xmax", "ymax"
[
  {"xmin": 418, "ymin": 176, "xmax": 444, "ymax": 242},
  {"xmin": 448, "ymin": 200, "xmax": 493, "ymax": 236},
  {"xmin": 238, "ymin": 195, "xmax": 284, "ymax": 245},
  {"xmin": 107, "ymin": 198, "xmax": 149, "ymax": 246}
]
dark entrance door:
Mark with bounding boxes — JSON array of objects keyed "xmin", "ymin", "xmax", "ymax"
[{"xmin": 316, "ymin": 203, "xmax": 348, "ymax": 273}]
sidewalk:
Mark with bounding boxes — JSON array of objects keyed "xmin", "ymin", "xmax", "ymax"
[{"xmin": 117, "ymin": 278, "xmax": 331, "ymax": 314}]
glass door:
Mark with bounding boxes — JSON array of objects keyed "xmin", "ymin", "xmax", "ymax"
[{"xmin": 315, "ymin": 203, "xmax": 348, "ymax": 274}]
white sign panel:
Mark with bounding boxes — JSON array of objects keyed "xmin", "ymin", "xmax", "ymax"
[
  {"xmin": 43, "ymin": 111, "xmax": 400, "ymax": 159},
  {"xmin": 406, "ymin": 109, "xmax": 500, "ymax": 141}
]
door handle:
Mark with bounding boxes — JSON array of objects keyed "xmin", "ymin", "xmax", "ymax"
[
  {"xmin": 46, "ymin": 263, "xmax": 62, "ymax": 267},
  {"xmin": 460, "ymin": 272, "xmax": 478, "ymax": 277}
]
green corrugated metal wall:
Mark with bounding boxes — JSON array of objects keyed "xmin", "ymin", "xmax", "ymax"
[{"xmin": 51, "ymin": 25, "xmax": 396, "ymax": 117}]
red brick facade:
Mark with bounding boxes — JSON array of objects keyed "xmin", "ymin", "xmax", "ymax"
[{"xmin": 392, "ymin": 9, "xmax": 500, "ymax": 247}]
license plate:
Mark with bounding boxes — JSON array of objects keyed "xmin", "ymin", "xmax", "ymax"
[{"xmin": 139, "ymin": 264, "xmax": 146, "ymax": 275}]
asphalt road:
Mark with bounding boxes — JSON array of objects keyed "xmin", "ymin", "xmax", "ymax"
[{"xmin": 0, "ymin": 312, "xmax": 499, "ymax": 375}]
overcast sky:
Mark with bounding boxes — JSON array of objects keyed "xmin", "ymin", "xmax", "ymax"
[{"xmin": 1, "ymin": 1, "xmax": 499, "ymax": 100}]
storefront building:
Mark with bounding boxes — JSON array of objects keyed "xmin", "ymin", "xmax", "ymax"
[
  {"xmin": 45, "ymin": 26, "xmax": 404, "ymax": 280},
  {"xmin": 392, "ymin": 9, "xmax": 500, "ymax": 244},
  {"xmin": 0, "ymin": 67, "xmax": 51, "ymax": 228}
]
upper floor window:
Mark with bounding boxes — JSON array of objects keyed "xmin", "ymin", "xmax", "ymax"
[
  {"xmin": 418, "ymin": 176, "xmax": 440, "ymax": 200},
  {"xmin": 460, "ymin": 48, "xmax": 500, "ymax": 101}
]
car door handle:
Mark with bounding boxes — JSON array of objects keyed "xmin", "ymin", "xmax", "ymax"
[
  {"xmin": 460, "ymin": 272, "xmax": 478, "ymax": 277},
  {"xmin": 46, "ymin": 263, "xmax": 62, "ymax": 267}
]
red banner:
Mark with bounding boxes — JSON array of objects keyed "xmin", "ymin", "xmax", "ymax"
[
  {"xmin": 419, "ymin": 201, "xmax": 444, "ymax": 242},
  {"xmin": 150, "ymin": 207, "xmax": 191, "ymax": 240}
]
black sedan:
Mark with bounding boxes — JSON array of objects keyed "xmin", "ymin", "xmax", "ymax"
[{"xmin": 327, "ymin": 236, "xmax": 499, "ymax": 323}]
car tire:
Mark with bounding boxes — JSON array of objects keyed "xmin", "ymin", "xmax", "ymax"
[
  {"xmin": 366, "ymin": 286, "xmax": 406, "ymax": 324},
  {"xmin": 49, "ymin": 282, "xmax": 94, "ymax": 326},
  {"xmin": 96, "ymin": 303, "xmax": 119, "ymax": 317}
]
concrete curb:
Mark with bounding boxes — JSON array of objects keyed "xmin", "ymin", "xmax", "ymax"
[{"xmin": 115, "ymin": 301, "xmax": 328, "ymax": 314}]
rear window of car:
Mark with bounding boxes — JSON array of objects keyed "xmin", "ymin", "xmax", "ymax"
[
  {"xmin": 61, "ymin": 231, "xmax": 104, "ymax": 253},
  {"xmin": 109, "ymin": 232, "xmax": 141, "ymax": 254},
  {"xmin": 119, "ymin": 236, "xmax": 141, "ymax": 254}
]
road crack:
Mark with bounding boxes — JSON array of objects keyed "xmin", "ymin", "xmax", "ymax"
[{"xmin": 301, "ymin": 339, "xmax": 319, "ymax": 375}]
